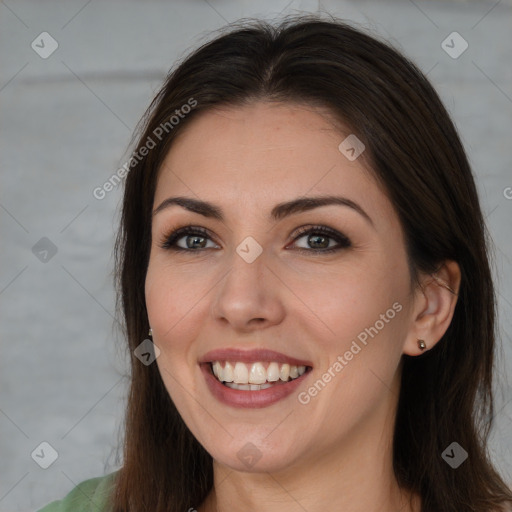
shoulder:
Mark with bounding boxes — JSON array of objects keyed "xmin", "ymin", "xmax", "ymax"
[{"xmin": 36, "ymin": 471, "xmax": 119, "ymax": 512}]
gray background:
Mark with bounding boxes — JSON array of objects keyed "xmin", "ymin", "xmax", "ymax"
[{"xmin": 1, "ymin": 0, "xmax": 511, "ymax": 510}]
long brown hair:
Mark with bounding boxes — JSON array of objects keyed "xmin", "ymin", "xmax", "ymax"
[{"xmin": 112, "ymin": 14, "xmax": 512, "ymax": 512}]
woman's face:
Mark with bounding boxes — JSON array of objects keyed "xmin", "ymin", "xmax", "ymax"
[{"xmin": 145, "ymin": 101, "xmax": 418, "ymax": 473}]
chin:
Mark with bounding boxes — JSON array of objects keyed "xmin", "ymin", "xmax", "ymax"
[
  {"xmin": 204, "ymin": 434, "xmax": 304, "ymax": 474},
  {"xmin": 215, "ymin": 450, "xmax": 301, "ymax": 474}
]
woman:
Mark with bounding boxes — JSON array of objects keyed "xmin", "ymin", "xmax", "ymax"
[{"xmin": 38, "ymin": 14, "xmax": 512, "ymax": 512}]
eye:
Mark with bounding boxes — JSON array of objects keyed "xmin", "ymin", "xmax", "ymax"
[
  {"xmin": 289, "ymin": 225, "xmax": 351, "ymax": 254},
  {"xmin": 158, "ymin": 224, "xmax": 351, "ymax": 254},
  {"xmin": 158, "ymin": 226, "xmax": 218, "ymax": 251}
]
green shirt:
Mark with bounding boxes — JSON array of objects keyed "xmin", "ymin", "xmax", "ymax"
[{"xmin": 36, "ymin": 471, "xmax": 118, "ymax": 512}]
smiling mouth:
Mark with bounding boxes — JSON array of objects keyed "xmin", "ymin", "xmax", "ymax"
[{"xmin": 208, "ymin": 361, "xmax": 312, "ymax": 390}]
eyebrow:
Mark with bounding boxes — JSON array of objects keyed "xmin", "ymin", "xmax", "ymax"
[{"xmin": 152, "ymin": 195, "xmax": 374, "ymax": 226}]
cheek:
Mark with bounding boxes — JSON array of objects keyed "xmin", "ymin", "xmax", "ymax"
[
  {"xmin": 145, "ymin": 259, "xmax": 194, "ymax": 358},
  {"xmin": 292, "ymin": 257, "xmax": 409, "ymax": 396},
  {"xmin": 300, "ymin": 284, "xmax": 408, "ymax": 441},
  {"xmin": 145, "ymin": 262, "xmax": 235, "ymax": 445},
  {"xmin": 146, "ymin": 252, "xmax": 203, "ymax": 318},
  {"xmin": 285, "ymin": 253, "xmax": 406, "ymax": 342},
  {"xmin": 145, "ymin": 261, "xmax": 205, "ymax": 419},
  {"xmin": 145, "ymin": 254, "xmax": 222, "ymax": 379}
]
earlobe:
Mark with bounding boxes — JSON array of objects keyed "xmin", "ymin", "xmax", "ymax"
[{"xmin": 403, "ymin": 260, "xmax": 461, "ymax": 356}]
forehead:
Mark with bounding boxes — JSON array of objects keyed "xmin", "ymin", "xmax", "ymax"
[{"xmin": 154, "ymin": 102, "xmax": 391, "ymax": 223}]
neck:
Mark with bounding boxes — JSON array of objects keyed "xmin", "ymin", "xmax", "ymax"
[{"xmin": 199, "ymin": 373, "xmax": 421, "ymax": 512}]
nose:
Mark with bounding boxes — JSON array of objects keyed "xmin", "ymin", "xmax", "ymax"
[{"xmin": 210, "ymin": 247, "xmax": 286, "ymax": 333}]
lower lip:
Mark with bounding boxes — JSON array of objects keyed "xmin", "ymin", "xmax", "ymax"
[{"xmin": 200, "ymin": 364, "xmax": 309, "ymax": 409}]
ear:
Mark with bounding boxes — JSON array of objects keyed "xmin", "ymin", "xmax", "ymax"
[{"xmin": 402, "ymin": 260, "xmax": 461, "ymax": 356}]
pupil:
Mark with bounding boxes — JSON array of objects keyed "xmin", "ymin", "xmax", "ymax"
[
  {"xmin": 187, "ymin": 236, "xmax": 206, "ymax": 249},
  {"xmin": 310, "ymin": 234, "xmax": 328, "ymax": 248}
]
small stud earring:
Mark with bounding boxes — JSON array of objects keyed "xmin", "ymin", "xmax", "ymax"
[
  {"xmin": 148, "ymin": 328, "xmax": 153, "ymax": 337},
  {"xmin": 417, "ymin": 339, "xmax": 426, "ymax": 351}
]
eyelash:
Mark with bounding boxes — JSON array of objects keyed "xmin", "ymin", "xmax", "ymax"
[{"xmin": 158, "ymin": 224, "xmax": 352, "ymax": 254}]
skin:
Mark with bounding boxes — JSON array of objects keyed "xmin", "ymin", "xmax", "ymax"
[{"xmin": 145, "ymin": 101, "xmax": 461, "ymax": 512}]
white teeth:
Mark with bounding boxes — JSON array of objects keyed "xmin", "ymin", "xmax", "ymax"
[
  {"xmin": 211, "ymin": 360, "xmax": 309, "ymax": 388},
  {"xmin": 267, "ymin": 362, "xmax": 280, "ymax": 381},
  {"xmin": 225, "ymin": 382, "xmax": 273, "ymax": 391},
  {"xmin": 213, "ymin": 361, "xmax": 222, "ymax": 379},
  {"xmin": 249, "ymin": 362, "xmax": 267, "ymax": 384},
  {"xmin": 233, "ymin": 362, "xmax": 249, "ymax": 384},
  {"xmin": 223, "ymin": 361, "xmax": 234, "ymax": 382}
]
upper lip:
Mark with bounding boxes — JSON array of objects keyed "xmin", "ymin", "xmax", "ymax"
[{"xmin": 199, "ymin": 348, "xmax": 313, "ymax": 367}]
